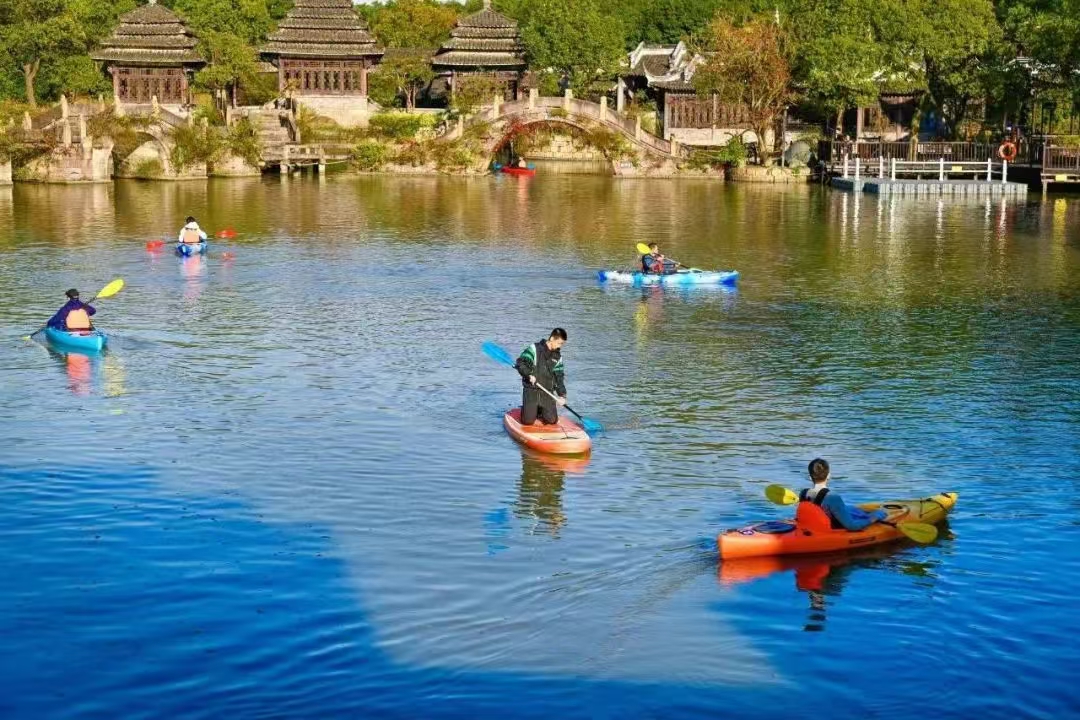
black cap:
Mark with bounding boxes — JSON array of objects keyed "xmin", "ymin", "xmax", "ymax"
[
  {"xmin": 185, "ymin": 216, "xmax": 196, "ymax": 224},
  {"xmin": 65, "ymin": 288, "xmax": 79, "ymax": 299}
]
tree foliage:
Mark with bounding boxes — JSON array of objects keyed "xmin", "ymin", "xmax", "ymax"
[
  {"xmin": 693, "ymin": 16, "xmax": 794, "ymax": 162},
  {"xmin": 369, "ymin": 0, "xmax": 459, "ymax": 50},
  {"xmin": 371, "ymin": 52, "xmax": 436, "ymax": 110},
  {"xmin": 517, "ymin": 0, "xmax": 625, "ymax": 90}
]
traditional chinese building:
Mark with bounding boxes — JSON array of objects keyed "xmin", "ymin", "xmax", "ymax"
[
  {"xmin": 431, "ymin": 0, "xmax": 526, "ymax": 100},
  {"xmin": 90, "ymin": 0, "xmax": 204, "ymax": 107},
  {"xmin": 261, "ymin": 0, "xmax": 383, "ymax": 99}
]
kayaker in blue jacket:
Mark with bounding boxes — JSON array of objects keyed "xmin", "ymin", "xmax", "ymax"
[
  {"xmin": 515, "ymin": 328, "xmax": 568, "ymax": 425},
  {"xmin": 797, "ymin": 458, "xmax": 888, "ymax": 532},
  {"xmin": 47, "ymin": 289, "xmax": 96, "ymax": 330},
  {"xmin": 641, "ymin": 243, "xmax": 677, "ymax": 275}
]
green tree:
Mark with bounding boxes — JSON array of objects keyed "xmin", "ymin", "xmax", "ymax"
[
  {"xmin": 371, "ymin": 52, "xmax": 436, "ymax": 110},
  {"xmin": 517, "ymin": 0, "xmax": 625, "ymax": 91},
  {"xmin": 171, "ymin": 0, "xmax": 274, "ymax": 44},
  {"xmin": 693, "ymin": 15, "xmax": 795, "ymax": 162},
  {"xmin": 194, "ymin": 31, "xmax": 262, "ymax": 107},
  {"xmin": 370, "ymin": 0, "xmax": 459, "ymax": 49},
  {"xmin": 0, "ymin": 0, "xmax": 82, "ymax": 106}
]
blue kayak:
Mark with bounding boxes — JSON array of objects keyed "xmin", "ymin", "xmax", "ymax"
[
  {"xmin": 176, "ymin": 241, "xmax": 207, "ymax": 257},
  {"xmin": 44, "ymin": 326, "xmax": 107, "ymax": 352},
  {"xmin": 597, "ymin": 269, "xmax": 739, "ymax": 286}
]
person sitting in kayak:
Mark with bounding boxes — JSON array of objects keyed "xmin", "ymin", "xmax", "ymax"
[
  {"xmin": 47, "ymin": 289, "xmax": 96, "ymax": 331},
  {"xmin": 515, "ymin": 328, "xmax": 568, "ymax": 426},
  {"xmin": 798, "ymin": 458, "xmax": 888, "ymax": 532},
  {"xmin": 641, "ymin": 243, "xmax": 677, "ymax": 275},
  {"xmin": 178, "ymin": 216, "xmax": 207, "ymax": 245}
]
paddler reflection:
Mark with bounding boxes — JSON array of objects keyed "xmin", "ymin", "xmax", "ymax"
[
  {"xmin": 515, "ymin": 448, "xmax": 589, "ymax": 537},
  {"xmin": 45, "ymin": 345, "xmax": 98, "ymax": 396},
  {"xmin": 180, "ymin": 253, "xmax": 208, "ymax": 302},
  {"xmin": 718, "ymin": 544, "xmax": 942, "ymax": 632}
]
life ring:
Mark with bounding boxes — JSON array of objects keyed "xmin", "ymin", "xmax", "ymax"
[{"xmin": 998, "ymin": 141, "xmax": 1017, "ymax": 162}]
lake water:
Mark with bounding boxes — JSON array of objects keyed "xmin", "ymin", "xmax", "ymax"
[{"xmin": 1, "ymin": 176, "xmax": 1079, "ymax": 718}]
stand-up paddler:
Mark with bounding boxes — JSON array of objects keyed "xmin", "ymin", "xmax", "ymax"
[{"xmin": 515, "ymin": 328, "xmax": 569, "ymax": 425}]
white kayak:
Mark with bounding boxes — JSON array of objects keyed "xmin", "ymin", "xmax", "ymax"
[{"xmin": 597, "ymin": 269, "xmax": 739, "ymax": 286}]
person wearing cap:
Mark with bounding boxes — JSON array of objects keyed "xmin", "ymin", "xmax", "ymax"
[
  {"xmin": 47, "ymin": 289, "xmax": 96, "ymax": 331},
  {"xmin": 796, "ymin": 458, "xmax": 888, "ymax": 532},
  {"xmin": 178, "ymin": 216, "xmax": 208, "ymax": 245}
]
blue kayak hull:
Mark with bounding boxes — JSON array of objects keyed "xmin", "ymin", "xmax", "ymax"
[
  {"xmin": 44, "ymin": 326, "xmax": 106, "ymax": 352},
  {"xmin": 597, "ymin": 269, "xmax": 739, "ymax": 286},
  {"xmin": 176, "ymin": 241, "xmax": 207, "ymax": 256}
]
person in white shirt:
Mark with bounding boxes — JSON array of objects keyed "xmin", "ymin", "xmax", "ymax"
[{"xmin": 178, "ymin": 216, "xmax": 208, "ymax": 245}]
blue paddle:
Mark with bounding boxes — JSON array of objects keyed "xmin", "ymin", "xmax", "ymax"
[{"xmin": 482, "ymin": 341, "xmax": 603, "ymax": 434}]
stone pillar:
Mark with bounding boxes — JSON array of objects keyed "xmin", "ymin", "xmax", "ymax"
[
  {"xmin": 616, "ymin": 77, "xmax": 625, "ymax": 113},
  {"xmin": 61, "ymin": 118, "xmax": 72, "ymax": 146},
  {"xmin": 600, "ymin": 96, "xmax": 608, "ymax": 122},
  {"xmin": 671, "ymin": 138, "xmax": 680, "ymax": 158},
  {"xmin": 0, "ymin": 159, "xmax": 11, "ymax": 186},
  {"xmin": 855, "ymin": 106, "xmax": 864, "ymax": 141},
  {"xmin": 635, "ymin": 115, "xmax": 642, "ymax": 141},
  {"xmin": 563, "ymin": 89, "xmax": 573, "ymax": 112},
  {"xmin": 280, "ymin": 145, "xmax": 290, "ymax": 177},
  {"xmin": 151, "ymin": 95, "xmax": 160, "ymax": 117},
  {"xmin": 456, "ymin": 115, "xmax": 464, "ymax": 137},
  {"xmin": 111, "ymin": 69, "xmax": 120, "ymax": 106},
  {"xmin": 360, "ymin": 64, "xmax": 368, "ymax": 96},
  {"xmin": 529, "ymin": 88, "xmax": 537, "ymax": 111},
  {"xmin": 60, "ymin": 94, "xmax": 69, "ymax": 119},
  {"xmin": 22, "ymin": 112, "xmax": 32, "ymax": 131},
  {"xmin": 78, "ymin": 114, "xmax": 87, "ymax": 145}
]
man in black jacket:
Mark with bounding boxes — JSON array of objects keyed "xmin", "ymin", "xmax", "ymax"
[{"xmin": 515, "ymin": 328, "xmax": 568, "ymax": 425}]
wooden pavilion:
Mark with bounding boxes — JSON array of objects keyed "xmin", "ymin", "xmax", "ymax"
[
  {"xmin": 261, "ymin": 0, "xmax": 383, "ymax": 98},
  {"xmin": 90, "ymin": 0, "xmax": 204, "ymax": 107},
  {"xmin": 431, "ymin": 0, "xmax": 526, "ymax": 100}
]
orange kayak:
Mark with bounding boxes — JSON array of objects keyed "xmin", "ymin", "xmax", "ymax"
[
  {"xmin": 503, "ymin": 408, "xmax": 592, "ymax": 456},
  {"xmin": 717, "ymin": 492, "xmax": 957, "ymax": 559}
]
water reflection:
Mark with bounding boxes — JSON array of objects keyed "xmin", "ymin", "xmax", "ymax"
[
  {"xmin": 514, "ymin": 448, "xmax": 589, "ymax": 537},
  {"xmin": 39, "ymin": 343, "xmax": 126, "ymax": 398},
  {"xmin": 718, "ymin": 542, "xmax": 944, "ymax": 632}
]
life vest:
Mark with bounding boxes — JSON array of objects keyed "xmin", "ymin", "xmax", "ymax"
[
  {"xmin": 182, "ymin": 227, "xmax": 202, "ymax": 244},
  {"xmin": 796, "ymin": 487, "xmax": 843, "ymax": 532},
  {"xmin": 65, "ymin": 307, "xmax": 91, "ymax": 330}
]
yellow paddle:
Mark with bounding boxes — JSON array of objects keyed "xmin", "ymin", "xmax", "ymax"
[
  {"xmin": 25, "ymin": 278, "xmax": 125, "ymax": 340},
  {"xmin": 764, "ymin": 484, "xmax": 939, "ymax": 544},
  {"xmin": 635, "ymin": 242, "xmax": 699, "ymax": 272}
]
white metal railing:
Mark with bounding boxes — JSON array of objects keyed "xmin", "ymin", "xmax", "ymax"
[{"xmin": 841, "ymin": 155, "xmax": 1011, "ymax": 184}]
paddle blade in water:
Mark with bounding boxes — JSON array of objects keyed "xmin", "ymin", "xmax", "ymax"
[
  {"xmin": 146, "ymin": 239, "xmax": 165, "ymax": 249},
  {"xmin": 481, "ymin": 341, "xmax": 516, "ymax": 368},
  {"xmin": 96, "ymin": 279, "xmax": 125, "ymax": 299},
  {"xmin": 765, "ymin": 484, "xmax": 800, "ymax": 505},
  {"xmin": 216, "ymin": 229, "xmax": 237, "ymax": 239},
  {"xmin": 636, "ymin": 242, "xmax": 651, "ymax": 255},
  {"xmin": 580, "ymin": 417, "xmax": 604, "ymax": 434},
  {"xmin": 897, "ymin": 522, "xmax": 939, "ymax": 544}
]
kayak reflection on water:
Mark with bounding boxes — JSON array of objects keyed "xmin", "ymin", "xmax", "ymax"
[{"xmin": 717, "ymin": 541, "xmax": 947, "ymax": 632}]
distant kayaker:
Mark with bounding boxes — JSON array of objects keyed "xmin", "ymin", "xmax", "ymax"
[
  {"xmin": 515, "ymin": 328, "xmax": 568, "ymax": 426},
  {"xmin": 47, "ymin": 289, "xmax": 96, "ymax": 331},
  {"xmin": 178, "ymin": 216, "xmax": 207, "ymax": 245},
  {"xmin": 798, "ymin": 458, "xmax": 888, "ymax": 532},
  {"xmin": 641, "ymin": 243, "xmax": 677, "ymax": 275},
  {"xmin": 517, "ymin": 157, "xmax": 528, "ymax": 169}
]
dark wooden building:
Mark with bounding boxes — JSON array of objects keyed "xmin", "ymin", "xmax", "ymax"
[
  {"xmin": 90, "ymin": 0, "xmax": 204, "ymax": 107},
  {"xmin": 261, "ymin": 0, "xmax": 383, "ymax": 97},
  {"xmin": 431, "ymin": 1, "xmax": 526, "ymax": 100}
]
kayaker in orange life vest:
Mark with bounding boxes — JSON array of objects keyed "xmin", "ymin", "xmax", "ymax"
[
  {"xmin": 798, "ymin": 458, "xmax": 888, "ymax": 532},
  {"xmin": 515, "ymin": 328, "xmax": 568, "ymax": 426},
  {"xmin": 47, "ymin": 289, "xmax": 96, "ymax": 330},
  {"xmin": 641, "ymin": 243, "xmax": 677, "ymax": 275}
]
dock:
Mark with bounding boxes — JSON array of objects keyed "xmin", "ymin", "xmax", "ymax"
[{"xmin": 832, "ymin": 177, "xmax": 1028, "ymax": 197}]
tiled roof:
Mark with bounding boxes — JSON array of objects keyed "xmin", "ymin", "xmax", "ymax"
[
  {"xmin": 261, "ymin": 0, "xmax": 383, "ymax": 59},
  {"xmin": 90, "ymin": 1, "xmax": 204, "ymax": 66},
  {"xmin": 432, "ymin": 4, "xmax": 524, "ymax": 70},
  {"xmin": 651, "ymin": 80, "xmax": 696, "ymax": 93},
  {"xmin": 629, "ymin": 54, "xmax": 672, "ymax": 77}
]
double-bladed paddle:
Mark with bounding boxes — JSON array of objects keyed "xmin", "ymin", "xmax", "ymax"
[
  {"xmin": 24, "ymin": 278, "xmax": 125, "ymax": 340},
  {"xmin": 481, "ymin": 340, "xmax": 603, "ymax": 434}
]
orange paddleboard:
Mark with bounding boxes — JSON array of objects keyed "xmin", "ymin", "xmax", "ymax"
[{"xmin": 503, "ymin": 408, "xmax": 592, "ymax": 456}]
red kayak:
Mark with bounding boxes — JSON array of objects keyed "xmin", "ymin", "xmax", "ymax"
[
  {"xmin": 503, "ymin": 408, "xmax": 591, "ymax": 456},
  {"xmin": 500, "ymin": 166, "xmax": 536, "ymax": 177}
]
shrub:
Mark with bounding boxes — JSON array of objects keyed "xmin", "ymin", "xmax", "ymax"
[
  {"xmin": 393, "ymin": 139, "xmax": 429, "ymax": 166},
  {"xmin": 170, "ymin": 123, "xmax": 222, "ymax": 171},
  {"xmin": 369, "ymin": 112, "xmax": 426, "ymax": 139},
  {"xmin": 432, "ymin": 140, "xmax": 475, "ymax": 171},
  {"xmin": 225, "ymin": 117, "xmax": 262, "ymax": 167},
  {"xmin": 87, "ymin": 112, "xmax": 152, "ymax": 161},
  {"xmin": 352, "ymin": 139, "xmax": 389, "ymax": 170},
  {"xmin": 132, "ymin": 158, "xmax": 164, "ymax": 179}
]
